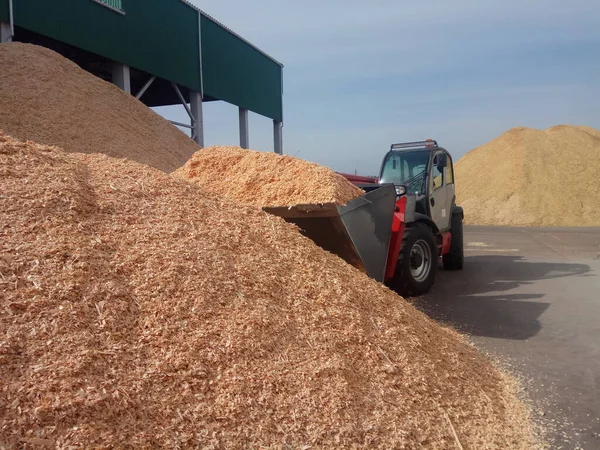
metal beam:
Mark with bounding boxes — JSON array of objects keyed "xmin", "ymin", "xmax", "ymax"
[
  {"xmin": 0, "ymin": 22, "xmax": 11, "ymax": 43},
  {"xmin": 197, "ymin": 10, "xmax": 204, "ymax": 96},
  {"xmin": 274, "ymin": 120, "xmax": 283, "ymax": 154},
  {"xmin": 171, "ymin": 82, "xmax": 194, "ymax": 122},
  {"xmin": 169, "ymin": 120, "xmax": 194, "ymax": 129},
  {"xmin": 239, "ymin": 107, "xmax": 249, "ymax": 149},
  {"xmin": 9, "ymin": 0, "xmax": 14, "ymax": 36},
  {"xmin": 135, "ymin": 75, "xmax": 156, "ymax": 100},
  {"xmin": 190, "ymin": 91, "xmax": 204, "ymax": 147},
  {"xmin": 112, "ymin": 63, "xmax": 131, "ymax": 94}
]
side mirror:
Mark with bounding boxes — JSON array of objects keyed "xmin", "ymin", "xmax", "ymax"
[{"xmin": 437, "ymin": 154, "xmax": 447, "ymax": 171}]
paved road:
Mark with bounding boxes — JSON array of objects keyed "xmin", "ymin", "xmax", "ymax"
[{"xmin": 416, "ymin": 226, "xmax": 600, "ymax": 449}]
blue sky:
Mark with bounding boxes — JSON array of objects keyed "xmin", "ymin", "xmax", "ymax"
[{"xmin": 156, "ymin": 0, "xmax": 600, "ymax": 176}]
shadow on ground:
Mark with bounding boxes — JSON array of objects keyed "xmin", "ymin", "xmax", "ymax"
[{"xmin": 413, "ymin": 255, "xmax": 591, "ymax": 340}]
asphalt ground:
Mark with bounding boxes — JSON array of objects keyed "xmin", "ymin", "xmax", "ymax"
[{"xmin": 415, "ymin": 226, "xmax": 600, "ymax": 449}]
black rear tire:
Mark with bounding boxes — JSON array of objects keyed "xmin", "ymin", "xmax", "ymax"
[
  {"xmin": 443, "ymin": 208, "xmax": 464, "ymax": 270},
  {"xmin": 391, "ymin": 223, "xmax": 437, "ymax": 296}
]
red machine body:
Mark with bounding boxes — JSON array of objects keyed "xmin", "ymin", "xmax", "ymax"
[
  {"xmin": 337, "ymin": 173, "xmax": 379, "ymax": 184},
  {"xmin": 367, "ymin": 187, "xmax": 452, "ymax": 283},
  {"xmin": 338, "ymin": 141, "xmax": 461, "ymax": 296}
]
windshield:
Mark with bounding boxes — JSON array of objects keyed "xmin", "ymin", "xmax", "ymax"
[{"xmin": 379, "ymin": 150, "xmax": 430, "ymax": 194}]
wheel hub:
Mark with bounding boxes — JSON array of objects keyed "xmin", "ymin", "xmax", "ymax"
[
  {"xmin": 411, "ymin": 251, "xmax": 423, "ymax": 268},
  {"xmin": 409, "ymin": 239, "xmax": 432, "ymax": 283}
]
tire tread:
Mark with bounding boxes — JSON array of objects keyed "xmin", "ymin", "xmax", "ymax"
[
  {"xmin": 392, "ymin": 223, "xmax": 437, "ymax": 296},
  {"xmin": 443, "ymin": 208, "xmax": 464, "ymax": 270}
]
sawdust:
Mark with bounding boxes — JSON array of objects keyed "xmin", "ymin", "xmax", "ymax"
[
  {"xmin": 173, "ymin": 146, "xmax": 365, "ymax": 206},
  {"xmin": 1, "ymin": 132, "xmax": 541, "ymax": 448},
  {"xmin": 0, "ymin": 42, "xmax": 199, "ymax": 173},
  {"xmin": 455, "ymin": 125, "xmax": 600, "ymax": 226}
]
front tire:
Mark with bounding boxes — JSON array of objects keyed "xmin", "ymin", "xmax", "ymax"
[{"xmin": 391, "ymin": 223, "xmax": 437, "ymax": 296}]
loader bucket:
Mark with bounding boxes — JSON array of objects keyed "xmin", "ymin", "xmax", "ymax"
[{"xmin": 263, "ymin": 184, "xmax": 396, "ymax": 282}]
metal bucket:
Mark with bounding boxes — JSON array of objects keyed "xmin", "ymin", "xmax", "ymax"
[{"xmin": 263, "ymin": 184, "xmax": 396, "ymax": 282}]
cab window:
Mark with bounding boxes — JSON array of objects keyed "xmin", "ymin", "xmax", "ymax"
[
  {"xmin": 431, "ymin": 153, "xmax": 444, "ymax": 190},
  {"xmin": 445, "ymin": 163, "xmax": 454, "ymax": 184},
  {"xmin": 380, "ymin": 150, "xmax": 430, "ymax": 194}
]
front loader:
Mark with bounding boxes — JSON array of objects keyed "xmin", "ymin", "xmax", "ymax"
[{"xmin": 265, "ymin": 140, "xmax": 464, "ymax": 296}]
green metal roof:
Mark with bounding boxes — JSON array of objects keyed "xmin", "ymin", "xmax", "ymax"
[{"xmin": 0, "ymin": 0, "xmax": 283, "ymax": 121}]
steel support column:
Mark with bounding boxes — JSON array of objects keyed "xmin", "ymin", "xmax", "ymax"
[
  {"xmin": 239, "ymin": 107, "xmax": 249, "ymax": 149},
  {"xmin": 112, "ymin": 63, "xmax": 131, "ymax": 94},
  {"xmin": 273, "ymin": 120, "xmax": 283, "ymax": 154},
  {"xmin": 0, "ymin": 22, "xmax": 12, "ymax": 43},
  {"xmin": 190, "ymin": 91, "xmax": 204, "ymax": 147}
]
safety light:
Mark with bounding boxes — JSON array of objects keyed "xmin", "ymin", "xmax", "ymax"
[{"xmin": 390, "ymin": 140, "xmax": 438, "ymax": 150}]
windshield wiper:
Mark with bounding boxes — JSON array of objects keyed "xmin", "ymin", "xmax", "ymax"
[{"xmin": 403, "ymin": 171, "xmax": 426, "ymax": 189}]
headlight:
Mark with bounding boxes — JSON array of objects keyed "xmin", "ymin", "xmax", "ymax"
[{"xmin": 395, "ymin": 185, "xmax": 407, "ymax": 196}]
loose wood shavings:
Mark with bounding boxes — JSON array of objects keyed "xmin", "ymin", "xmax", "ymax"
[
  {"xmin": 173, "ymin": 146, "xmax": 365, "ymax": 207},
  {"xmin": 0, "ymin": 132, "xmax": 542, "ymax": 448},
  {"xmin": 455, "ymin": 125, "xmax": 600, "ymax": 226},
  {"xmin": 0, "ymin": 42, "xmax": 199, "ymax": 173}
]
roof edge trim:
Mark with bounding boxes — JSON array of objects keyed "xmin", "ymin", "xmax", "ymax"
[{"xmin": 178, "ymin": 0, "xmax": 283, "ymax": 67}]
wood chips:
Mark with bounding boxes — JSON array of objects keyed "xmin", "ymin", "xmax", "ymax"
[
  {"xmin": 0, "ymin": 42, "xmax": 199, "ymax": 173},
  {"xmin": 0, "ymin": 132, "xmax": 540, "ymax": 448},
  {"xmin": 173, "ymin": 146, "xmax": 365, "ymax": 207},
  {"xmin": 455, "ymin": 125, "xmax": 600, "ymax": 226}
]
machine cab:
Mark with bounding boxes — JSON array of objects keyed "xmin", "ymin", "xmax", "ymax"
[{"xmin": 378, "ymin": 140, "xmax": 455, "ymax": 232}]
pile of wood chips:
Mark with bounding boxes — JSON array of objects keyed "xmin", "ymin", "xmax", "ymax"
[
  {"xmin": 0, "ymin": 42, "xmax": 199, "ymax": 173},
  {"xmin": 455, "ymin": 125, "xmax": 600, "ymax": 226},
  {"xmin": 173, "ymin": 146, "xmax": 365, "ymax": 206},
  {"xmin": 0, "ymin": 132, "xmax": 540, "ymax": 449}
]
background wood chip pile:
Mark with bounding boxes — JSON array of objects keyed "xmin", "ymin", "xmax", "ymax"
[
  {"xmin": 0, "ymin": 132, "xmax": 540, "ymax": 449},
  {"xmin": 455, "ymin": 125, "xmax": 600, "ymax": 226},
  {"xmin": 0, "ymin": 43, "xmax": 200, "ymax": 173},
  {"xmin": 174, "ymin": 146, "xmax": 365, "ymax": 207}
]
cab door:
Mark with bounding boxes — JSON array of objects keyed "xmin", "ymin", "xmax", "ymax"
[{"xmin": 429, "ymin": 151, "xmax": 451, "ymax": 231}]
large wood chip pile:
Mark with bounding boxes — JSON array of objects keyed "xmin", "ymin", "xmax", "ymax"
[
  {"xmin": 173, "ymin": 146, "xmax": 365, "ymax": 206},
  {"xmin": 0, "ymin": 42, "xmax": 199, "ymax": 173},
  {"xmin": 455, "ymin": 125, "xmax": 600, "ymax": 226},
  {"xmin": 1, "ymin": 132, "xmax": 539, "ymax": 448}
]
